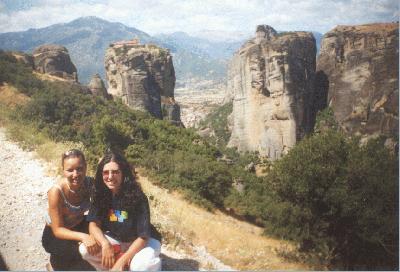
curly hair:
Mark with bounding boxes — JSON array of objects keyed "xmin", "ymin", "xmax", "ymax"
[{"xmin": 92, "ymin": 150, "xmax": 145, "ymax": 216}]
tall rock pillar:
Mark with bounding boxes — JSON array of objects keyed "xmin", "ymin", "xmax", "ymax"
[
  {"xmin": 105, "ymin": 40, "xmax": 181, "ymax": 124},
  {"xmin": 226, "ymin": 25, "xmax": 317, "ymax": 160}
]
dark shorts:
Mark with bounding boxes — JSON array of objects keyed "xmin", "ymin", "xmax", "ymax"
[{"xmin": 42, "ymin": 220, "xmax": 93, "ymax": 271}]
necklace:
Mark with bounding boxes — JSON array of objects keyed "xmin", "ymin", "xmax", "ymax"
[{"xmin": 65, "ymin": 181, "xmax": 80, "ymax": 194}]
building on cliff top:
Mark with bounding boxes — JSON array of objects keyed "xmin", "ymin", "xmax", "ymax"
[{"xmin": 110, "ymin": 38, "xmax": 140, "ymax": 48}]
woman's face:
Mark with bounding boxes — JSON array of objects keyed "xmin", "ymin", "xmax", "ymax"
[
  {"xmin": 102, "ymin": 161, "xmax": 123, "ymax": 194},
  {"xmin": 63, "ymin": 157, "xmax": 86, "ymax": 190}
]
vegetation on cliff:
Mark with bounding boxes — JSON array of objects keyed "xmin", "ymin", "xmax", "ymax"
[
  {"xmin": 1, "ymin": 50, "xmax": 397, "ymax": 270},
  {"xmin": 198, "ymin": 101, "xmax": 232, "ymax": 148}
]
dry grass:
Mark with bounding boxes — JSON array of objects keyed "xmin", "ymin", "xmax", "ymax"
[
  {"xmin": 255, "ymin": 164, "xmax": 269, "ymax": 177},
  {"xmin": 138, "ymin": 168, "xmax": 310, "ymax": 270},
  {"xmin": 35, "ymin": 141, "xmax": 88, "ymax": 176},
  {"xmin": 32, "ymin": 71, "xmax": 69, "ymax": 82},
  {"xmin": 0, "ymin": 83, "xmax": 30, "ymax": 108},
  {"xmin": 0, "ymin": 83, "xmax": 87, "ymax": 176}
]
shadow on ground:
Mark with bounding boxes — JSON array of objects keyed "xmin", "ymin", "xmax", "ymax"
[
  {"xmin": 0, "ymin": 253, "xmax": 8, "ymax": 271},
  {"xmin": 161, "ymin": 253, "xmax": 200, "ymax": 271}
]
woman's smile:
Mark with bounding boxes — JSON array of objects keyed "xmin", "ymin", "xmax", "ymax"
[
  {"xmin": 102, "ymin": 162, "xmax": 122, "ymax": 194},
  {"xmin": 63, "ymin": 157, "xmax": 86, "ymax": 190}
]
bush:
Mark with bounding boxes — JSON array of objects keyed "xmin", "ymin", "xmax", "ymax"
[
  {"xmin": 199, "ymin": 102, "xmax": 232, "ymax": 147},
  {"xmin": 314, "ymin": 107, "xmax": 338, "ymax": 132},
  {"xmin": 266, "ymin": 130, "xmax": 398, "ymax": 269}
]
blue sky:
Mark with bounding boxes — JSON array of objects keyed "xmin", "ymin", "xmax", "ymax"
[{"xmin": 0, "ymin": 0, "xmax": 398, "ymax": 36}]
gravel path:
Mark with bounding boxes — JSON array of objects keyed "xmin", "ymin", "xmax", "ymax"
[
  {"xmin": 0, "ymin": 128, "xmax": 231, "ymax": 271},
  {"xmin": 0, "ymin": 128, "xmax": 53, "ymax": 270}
]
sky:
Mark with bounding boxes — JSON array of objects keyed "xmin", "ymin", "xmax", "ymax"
[{"xmin": 0, "ymin": 0, "xmax": 398, "ymax": 36}]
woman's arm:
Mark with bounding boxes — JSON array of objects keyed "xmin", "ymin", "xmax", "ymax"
[
  {"xmin": 89, "ymin": 221, "xmax": 115, "ymax": 268},
  {"xmin": 48, "ymin": 187, "xmax": 98, "ymax": 253},
  {"xmin": 48, "ymin": 187, "xmax": 87, "ymax": 241},
  {"xmin": 111, "ymin": 236, "xmax": 148, "ymax": 271}
]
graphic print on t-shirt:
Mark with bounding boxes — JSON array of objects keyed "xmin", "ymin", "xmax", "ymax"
[{"xmin": 109, "ymin": 209, "xmax": 128, "ymax": 222}]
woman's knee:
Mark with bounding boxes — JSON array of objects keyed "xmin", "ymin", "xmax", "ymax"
[
  {"xmin": 78, "ymin": 243, "xmax": 89, "ymax": 259},
  {"xmin": 130, "ymin": 255, "xmax": 161, "ymax": 271},
  {"xmin": 129, "ymin": 239, "xmax": 162, "ymax": 271},
  {"xmin": 135, "ymin": 239, "xmax": 161, "ymax": 260}
]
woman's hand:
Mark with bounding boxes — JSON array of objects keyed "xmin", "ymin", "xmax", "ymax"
[
  {"xmin": 101, "ymin": 242, "xmax": 115, "ymax": 269},
  {"xmin": 82, "ymin": 234, "xmax": 100, "ymax": 255}
]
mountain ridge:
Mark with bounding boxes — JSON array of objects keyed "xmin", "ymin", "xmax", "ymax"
[
  {"xmin": 0, "ymin": 16, "xmax": 323, "ymax": 86},
  {"xmin": 0, "ymin": 16, "xmax": 236, "ymax": 85}
]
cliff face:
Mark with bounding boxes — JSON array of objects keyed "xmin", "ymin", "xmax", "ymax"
[
  {"xmin": 105, "ymin": 41, "xmax": 180, "ymax": 123},
  {"xmin": 226, "ymin": 25, "xmax": 317, "ymax": 160},
  {"xmin": 32, "ymin": 44, "xmax": 78, "ymax": 82},
  {"xmin": 317, "ymin": 23, "xmax": 399, "ymax": 139}
]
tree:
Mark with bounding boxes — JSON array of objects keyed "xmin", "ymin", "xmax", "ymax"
[{"xmin": 266, "ymin": 130, "xmax": 398, "ymax": 269}]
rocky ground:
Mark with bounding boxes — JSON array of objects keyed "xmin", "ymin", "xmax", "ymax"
[
  {"xmin": 0, "ymin": 128, "xmax": 231, "ymax": 271},
  {"xmin": 174, "ymin": 87, "xmax": 225, "ymax": 128}
]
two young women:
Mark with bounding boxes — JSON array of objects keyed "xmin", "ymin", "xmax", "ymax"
[{"xmin": 42, "ymin": 149, "xmax": 161, "ymax": 271}]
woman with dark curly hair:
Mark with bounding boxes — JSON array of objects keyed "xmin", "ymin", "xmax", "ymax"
[{"xmin": 79, "ymin": 150, "xmax": 161, "ymax": 271}]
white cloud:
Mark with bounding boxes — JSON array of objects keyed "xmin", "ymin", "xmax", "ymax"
[{"xmin": 0, "ymin": 0, "xmax": 397, "ymax": 34}]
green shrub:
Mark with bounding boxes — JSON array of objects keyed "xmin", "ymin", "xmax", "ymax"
[
  {"xmin": 314, "ymin": 107, "xmax": 338, "ymax": 132},
  {"xmin": 266, "ymin": 130, "xmax": 398, "ymax": 270},
  {"xmin": 199, "ymin": 102, "xmax": 232, "ymax": 147}
]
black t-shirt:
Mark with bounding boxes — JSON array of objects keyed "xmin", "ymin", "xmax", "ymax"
[{"xmin": 87, "ymin": 193, "xmax": 151, "ymax": 242}]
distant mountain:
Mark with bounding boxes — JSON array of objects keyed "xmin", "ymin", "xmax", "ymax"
[
  {"xmin": 0, "ymin": 16, "xmax": 155, "ymax": 84},
  {"xmin": 0, "ymin": 16, "xmax": 322, "ymax": 86},
  {"xmin": 156, "ymin": 31, "xmax": 245, "ymax": 87},
  {"xmin": 0, "ymin": 16, "xmax": 240, "ymax": 85},
  {"xmin": 191, "ymin": 29, "xmax": 252, "ymax": 43},
  {"xmin": 155, "ymin": 31, "xmax": 243, "ymax": 60}
]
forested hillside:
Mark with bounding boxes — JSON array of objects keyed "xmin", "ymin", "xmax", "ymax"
[{"xmin": 0, "ymin": 50, "xmax": 398, "ymax": 270}]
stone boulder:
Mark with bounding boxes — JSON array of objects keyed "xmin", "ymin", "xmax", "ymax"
[
  {"xmin": 105, "ymin": 41, "xmax": 180, "ymax": 123},
  {"xmin": 88, "ymin": 73, "xmax": 108, "ymax": 98},
  {"xmin": 226, "ymin": 25, "xmax": 317, "ymax": 160},
  {"xmin": 317, "ymin": 23, "xmax": 399, "ymax": 139},
  {"xmin": 32, "ymin": 44, "xmax": 78, "ymax": 82}
]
